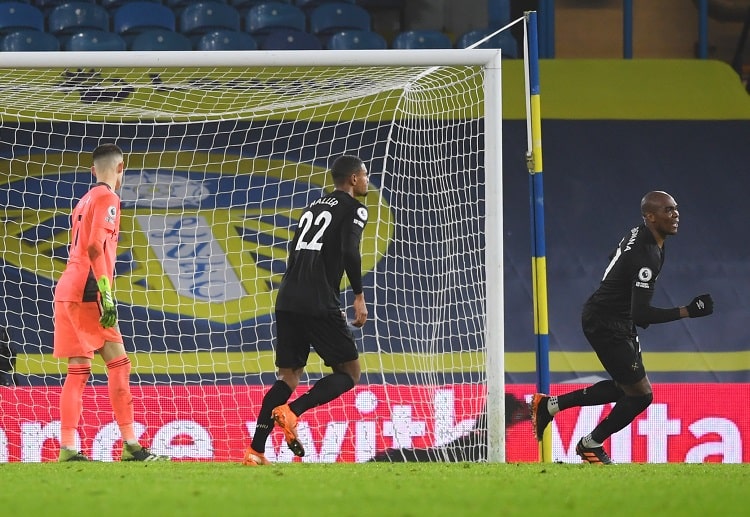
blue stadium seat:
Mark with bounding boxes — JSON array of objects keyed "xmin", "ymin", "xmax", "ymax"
[
  {"xmin": 295, "ymin": 0, "xmax": 354, "ymax": 11},
  {"xmin": 392, "ymin": 30, "xmax": 451, "ymax": 49},
  {"xmin": 0, "ymin": 2, "xmax": 44, "ymax": 35},
  {"xmin": 179, "ymin": 1, "xmax": 240, "ymax": 38},
  {"xmin": 308, "ymin": 3, "xmax": 370, "ymax": 38},
  {"xmin": 64, "ymin": 29, "xmax": 127, "ymax": 51},
  {"xmin": 246, "ymin": 2, "xmax": 305, "ymax": 37},
  {"xmin": 229, "ymin": 0, "xmax": 290, "ymax": 11},
  {"xmin": 35, "ymin": 0, "xmax": 95, "ymax": 15},
  {"xmin": 130, "ymin": 28, "xmax": 192, "ymax": 50},
  {"xmin": 47, "ymin": 2, "xmax": 109, "ymax": 37},
  {"xmin": 100, "ymin": 0, "xmax": 162, "ymax": 12},
  {"xmin": 165, "ymin": 0, "xmax": 228, "ymax": 16},
  {"xmin": 1, "ymin": 29, "xmax": 60, "ymax": 51},
  {"xmin": 166, "ymin": 0, "xmax": 229, "ymax": 6},
  {"xmin": 260, "ymin": 28, "xmax": 321, "ymax": 49},
  {"xmin": 114, "ymin": 2, "xmax": 176, "ymax": 39},
  {"xmin": 456, "ymin": 28, "xmax": 517, "ymax": 58},
  {"xmin": 196, "ymin": 29, "xmax": 257, "ymax": 49},
  {"xmin": 326, "ymin": 29, "xmax": 385, "ymax": 50}
]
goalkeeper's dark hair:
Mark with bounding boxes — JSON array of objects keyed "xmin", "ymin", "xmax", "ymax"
[
  {"xmin": 330, "ymin": 155, "xmax": 364, "ymax": 186},
  {"xmin": 92, "ymin": 143, "xmax": 123, "ymax": 163}
]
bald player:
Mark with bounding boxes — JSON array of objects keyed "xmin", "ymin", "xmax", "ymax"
[
  {"xmin": 53, "ymin": 143, "xmax": 169, "ymax": 462},
  {"xmin": 530, "ymin": 191, "xmax": 714, "ymax": 464}
]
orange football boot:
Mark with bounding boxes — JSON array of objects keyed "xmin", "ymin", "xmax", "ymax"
[
  {"xmin": 242, "ymin": 447, "xmax": 270, "ymax": 466},
  {"xmin": 271, "ymin": 404, "xmax": 305, "ymax": 457}
]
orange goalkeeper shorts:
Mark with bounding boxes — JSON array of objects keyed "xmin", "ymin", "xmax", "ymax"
[{"xmin": 53, "ymin": 301, "xmax": 123, "ymax": 359}]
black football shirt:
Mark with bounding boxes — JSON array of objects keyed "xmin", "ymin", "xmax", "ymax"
[
  {"xmin": 276, "ymin": 189, "xmax": 368, "ymax": 315},
  {"xmin": 584, "ymin": 223, "xmax": 679, "ymax": 326}
]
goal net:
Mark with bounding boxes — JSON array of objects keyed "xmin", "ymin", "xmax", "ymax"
[{"xmin": 0, "ymin": 49, "xmax": 505, "ymax": 463}]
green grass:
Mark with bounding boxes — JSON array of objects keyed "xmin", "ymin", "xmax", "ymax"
[{"xmin": 0, "ymin": 462, "xmax": 747, "ymax": 516}]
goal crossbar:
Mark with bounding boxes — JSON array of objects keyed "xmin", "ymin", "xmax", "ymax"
[{"xmin": 0, "ymin": 49, "xmax": 502, "ymax": 68}]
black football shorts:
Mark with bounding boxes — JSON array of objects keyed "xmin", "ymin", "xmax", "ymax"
[
  {"xmin": 581, "ymin": 306, "xmax": 646, "ymax": 385},
  {"xmin": 274, "ymin": 310, "xmax": 359, "ymax": 369}
]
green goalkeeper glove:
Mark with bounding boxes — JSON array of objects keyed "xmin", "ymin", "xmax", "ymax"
[{"xmin": 97, "ymin": 276, "xmax": 117, "ymax": 328}]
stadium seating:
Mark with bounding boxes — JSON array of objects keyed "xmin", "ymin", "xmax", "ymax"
[
  {"xmin": 260, "ymin": 28, "xmax": 321, "ymax": 49},
  {"xmin": 47, "ymin": 2, "xmax": 110, "ymax": 38},
  {"xmin": 0, "ymin": 2, "xmax": 44, "ymax": 35},
  {"xmin": 165, "ymin": 0, "xmax": 228, "ymax": 10},
  {"xmin": 100, "ymin": 0, "xmax": 162, "ymax": 12},
  {"xmin": 246, "ymin": 2, "xmax": 306, "ymax": 37},
  {"xmin": 114, "ymin": 2, "xmax": 177, "ymax": 40},
  {"xmin": 34, "ymin": 0, "xmax": 95, "ymax": 15},
  {"xmin": 229, "ymin": 0, "xmax": 291, "ymax": 10},
  {"xmin": 326, "ymin": 29, "xmax": 385, "ymax": 49},
  {"xmin": 295, "ymin": 0, "xmax": 355, "ymax": 11},
  {"xmin": 392, "ymin": 30, "xmax": 452, "ymax": 49},
  {"xmin": 196, "ymin": 29, "xmax": 258, "ymax": 49},
  {"xmin": 308, "ymin": 2, "xmax": 370, "ymax": 38},
  {"xmin": 179, "ymin": 1, "xmax": 241, "ymax": 39},
  {"xmin": 112, "ymin": 0, "xmax": 177, "ymax": 34},
  {"xmin": 1, "ymin": 29, "xmax": 60, "ymax": 51},
  {"xmin": 456, "ymin": 28, "xmax": 518, "ymax": 57},
  {"xmin": 130, "ymin": 28, "xmax": 193, "ymax": 50},
  {"xmin": 64, "ymin": 29, "xmax": 127, "ymax": 51},
  {"xmin": 0, "ymin": 0, "xmax": 447, "ymax": 53}
]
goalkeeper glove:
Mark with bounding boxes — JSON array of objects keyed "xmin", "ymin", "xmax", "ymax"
[
  {"xmin": 97, "ymin": 276, "xmax": 117, "ymax": 328},
  {"xmin": 686, "ymin": 293, "xmax": 714, "ymax": 318}
]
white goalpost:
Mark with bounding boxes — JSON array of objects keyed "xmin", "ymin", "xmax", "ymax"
[{"xmin": 0, "ymin": 48, "xmax": 506, "ymax": 463}]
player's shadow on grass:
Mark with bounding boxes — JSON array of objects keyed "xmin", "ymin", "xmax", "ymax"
[{"xmin": 369, "ymin": 393, "xmax": 530, "ymax": 462}]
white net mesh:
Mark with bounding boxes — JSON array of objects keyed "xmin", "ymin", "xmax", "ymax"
[{"xmin": 0, "ymin": 54, "xmax": 499, "ymax": 462}]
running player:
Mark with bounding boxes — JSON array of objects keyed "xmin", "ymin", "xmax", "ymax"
[
  {"xmin": 243, "ymin": 155, "xmax": 369, "ymax": 465},
  {"xmin": 530, "ymin": 191, "xmax": 714, "ymax": 464},
  {"xmin": 53, "ymin": 143, "xmax": 169, "ymax": 462}
]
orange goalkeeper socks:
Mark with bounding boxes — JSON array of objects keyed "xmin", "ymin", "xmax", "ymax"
[
  {"xmin": 60, "ymin": 363, "xmax": 91, "ymax": 448},
  {"xmin": 106, "ymin": 355, "xmax": 137, "ymax": 443}
]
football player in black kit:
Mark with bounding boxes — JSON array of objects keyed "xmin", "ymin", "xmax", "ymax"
[
  {"xmin": 530, "ymin": 191, "xmax": 714, "ymax": 464},
  {"xmin": 243, "ymin": 155, "xmax": 369, "ymax": 466}
]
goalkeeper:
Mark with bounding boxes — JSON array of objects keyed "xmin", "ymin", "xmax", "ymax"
[
  {"xmin": 52, "ymin": 143, "xmax": 168, "ymax": 462},
  {"xmin": 530, "ymin": 191, "xmax": 714, "ymax": 464}
]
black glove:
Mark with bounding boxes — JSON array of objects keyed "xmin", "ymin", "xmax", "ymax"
[{"xmin": 686, "ymin": 294, "xmax": 714, "ymax": 318}]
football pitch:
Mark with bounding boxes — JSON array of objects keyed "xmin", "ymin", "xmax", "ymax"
[{"xmin": 0, "ymin": 462, "xmax": 746, "ymax": 516}]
